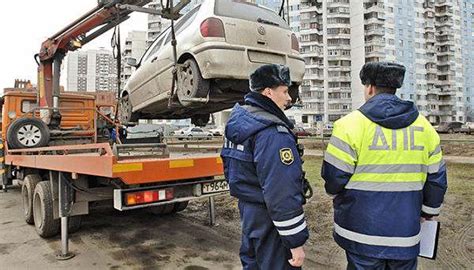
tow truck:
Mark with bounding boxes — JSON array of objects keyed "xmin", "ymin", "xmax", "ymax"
[{"xmin": 0, "ymin": 0, "xmax": 228, "ymax": 259}]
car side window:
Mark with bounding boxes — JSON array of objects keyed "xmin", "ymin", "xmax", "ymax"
[
  {"xmin": 143, "ymin": 30, "xmax": 170, "ymax": 62},
  {"xmin": 164, "ymin": 5, "xmax": 201, "ymax": 45},
  {"xmin": 191, "ymin": 128, "xmax": 202, "ymax": 132}
]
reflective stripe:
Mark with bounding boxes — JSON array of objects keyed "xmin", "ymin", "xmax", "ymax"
[
  {"xmin": 422, "ymin": 205, "xmax": 441, "ymax": 215},
  {"xmin": 324, "ymin": 152, "xmax": 355, "ymax": 174},
  {"xmin": 355, "ymin": 164, "xmax": 428, "ymax": 174},
  {"xmin": 428, "ymin": 160, "xmax": 445, "ymax": 174},
  {"xmin": 429, "ymin": 145, "xmax": 441, "ymax": 157},
  {"xmin": 273, "ymin": 213, "xmax": 305, "ymax": 227},
  {"xmin": 334, "ymin": 223, "xmax": 421, "ymax": 247},
  {"xmin": 277, "ymin": 221, "xmax": 307, "ymax": 236},
  {"xmin": 345, "ymin": 181, "xmax": 424, "ymax": 191},
  {"xmin": 330, "ymin": 136, "xmax": 357, "ymax": 159}
]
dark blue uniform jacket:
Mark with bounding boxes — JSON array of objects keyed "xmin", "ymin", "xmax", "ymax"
[{"xmin": 221, "ymin": 92, "xmax": 309, "ymax": 249}]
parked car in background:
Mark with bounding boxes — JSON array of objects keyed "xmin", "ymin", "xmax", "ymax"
[
  {"xmin": 460, "ymin": 122, "xmax": 474, "ymax": 135},
  {"xmin": 208, "ymin": 127, "xmax": 224, "ymax": 136},
  {"xmin": 435, "ymin": 122, "xmax": 464, "ymax": 134},
  {"xmin": 173, "ymin": 127, "xmax": 213, "ymax": 140},
  {"xmin": 293, "ymin": 127, "xmax": 312, "ymax": 137},
  {"xmin": 125, "ymin": 124, "xmax": 164, "ymax": 143},
  {"xmin": 119, "ymin": 0, "xmax": 305, "ymax": 127},
  {"xmin": 322, "ymin": 123, "xmax": 333, "ymax": 137}
]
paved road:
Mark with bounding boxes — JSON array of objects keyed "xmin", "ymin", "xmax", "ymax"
[{"xmin": 0, "ymin": 183, "xmax": 241, "ymax": 270}]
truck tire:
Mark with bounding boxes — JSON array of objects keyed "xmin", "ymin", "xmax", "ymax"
[
  {"xmin": 7, "ymin": 117, "xmax": 50, "ymax": 149},
  {"xmin": 177, "ymin": 58, "xmax": 210, "ymax": 107},
  {"xmin": 33, "ymin": 181, "xmax": 60, "ymax": 238},
  {"xmin": 22, "ymin": 174, "xmax": 42, "ymax": 224},
  {"xmin": 148, "ymin": 203, "xmax": 176, "ymax": 215},
  {"xmin": 173, "ymin": 201, "xmax": 188, "ymax": 213},
  {"xmin": 68, "ymin": 216, "xmax": 82, "ymax": 234},
  {"xmin": 191, "ymin": 114, "xmax": 210, "ymax": 127}
]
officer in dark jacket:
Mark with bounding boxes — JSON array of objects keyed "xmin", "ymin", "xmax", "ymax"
[{"xmin": 221, "ymin": 64, "xmax": 309, "ymax": 269}]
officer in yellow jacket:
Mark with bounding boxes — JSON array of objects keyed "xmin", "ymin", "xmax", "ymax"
[{"xmin": 321, "ymin": 62, "xmax": 447, "ymax": 270}]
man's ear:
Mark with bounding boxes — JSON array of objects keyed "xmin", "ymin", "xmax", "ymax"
[
  {"xmin": 368, "ymin": 84, "xmax": 376, "ymax": 96},
  {"xmin": 261, "ymin": 87, "xmax": 271, "ymax": 97}
]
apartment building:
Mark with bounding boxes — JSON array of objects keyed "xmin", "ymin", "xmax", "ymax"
[
  {"xmin": 66, "ymin": 48, "xmax": 118, "ymax": 92},
  {"xmin": 289, "ymin": 0, "xmax": 471, "ymax": 126},
  {"xmin": 121, "ymin": 31, "xmax": 147, "ymax": 89},
  {"xmin": 462, "ymin": 0, "xmax": 474, "ymax": 121}
]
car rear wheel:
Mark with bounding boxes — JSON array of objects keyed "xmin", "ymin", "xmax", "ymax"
[{"xmin": 177, "ymin": 59, "xmax": 210, "ymax": 107}]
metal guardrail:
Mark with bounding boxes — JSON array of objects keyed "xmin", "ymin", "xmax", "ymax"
[{"xmin": 298, "ymin": 136, "xmax": 474, "ymax": 144}]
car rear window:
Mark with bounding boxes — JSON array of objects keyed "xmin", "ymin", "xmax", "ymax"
[{"xmin": 215, "ymin": 0, "xmax": 289, "ymax": 30}]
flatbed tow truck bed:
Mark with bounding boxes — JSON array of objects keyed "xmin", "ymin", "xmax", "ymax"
[{"xmin": 2, "ymin": 140, "xmax": 227, "ymax": 259}]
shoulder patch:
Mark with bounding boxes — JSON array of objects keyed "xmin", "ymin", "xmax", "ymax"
[
  {"xmin": 276, "ymin": 126, "xmax": 289, "ymax": 133},
  {"xmin": 279, "ymin": 148, "xmax": 294, "ymax": 165}
]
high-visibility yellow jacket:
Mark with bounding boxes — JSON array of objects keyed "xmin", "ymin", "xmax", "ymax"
[{"xmin": 322, "ymin": 93, "xmax": 447, "ymax": 260}]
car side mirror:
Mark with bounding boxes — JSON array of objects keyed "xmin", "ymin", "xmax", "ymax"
[{"xmin": 126, "ymin": 57, "xmax": 138, "ymax": 67}]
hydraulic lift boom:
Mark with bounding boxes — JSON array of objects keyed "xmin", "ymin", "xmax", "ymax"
[{"xmin": 35, "ymin": 0, "xmax": 189, "ymax": 126}]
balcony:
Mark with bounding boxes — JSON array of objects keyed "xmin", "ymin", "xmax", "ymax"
[
  {"xmin": 327, "ymin": 12, "xmax": 350, "ymax": 19},
  {"xmin": 365, "ymin": 29, "xmax": 384, "ymax": 36},
  {"xmin": 304, "ymin": 73, "xmax": 324, "ymax": 80},
  {"xmin": 365, "ymin": 4, "xmax": 384, "ymax": 13},
  {"xmin": 327, "ymin": 76, "xmax": 352, "ymax": 82},
  {"xmin": 438, "ymin": 89, "xmax": 456, "ymax": 95},
  {"xmin": 435, "ymin": 0, "xmax": 453, "ymax": 7},
  {"xmin": 365, "ymin": 17, "xmax": 385, "ymax": 25}
]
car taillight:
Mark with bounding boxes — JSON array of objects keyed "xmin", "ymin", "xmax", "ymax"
[
  {"xmin": 200, "ymin": 17, "xmax": 225, "ymax": 38},
  {"xmin": 291, "ymin": 33, "xmax": 299, "ymax": 51},
  {"xmin": 125, "ymin": 188, "xmax": 174, "ymax": 206}
]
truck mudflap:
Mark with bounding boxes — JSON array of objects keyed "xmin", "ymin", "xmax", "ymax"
[{"xmin": 113, "ymin": 178, "xmax": 229, "ymax": 211}]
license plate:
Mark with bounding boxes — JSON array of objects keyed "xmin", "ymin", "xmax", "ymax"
[{"xmin": 202, "ymin": 180, "xmax": 229, "ymax": 194}]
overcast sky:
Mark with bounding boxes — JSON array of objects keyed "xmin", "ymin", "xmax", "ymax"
[{"xmin": 0, "ymin": 0, "xmax": 149, "ymax": 92}]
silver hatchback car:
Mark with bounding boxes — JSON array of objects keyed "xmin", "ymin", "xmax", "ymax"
[{"xmin": 120, "ymin": 0, "xmax": 305, "ymax": 126}]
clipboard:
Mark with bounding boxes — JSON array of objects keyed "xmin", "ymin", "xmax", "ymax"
[{"xmin": 418, "ymin": 220, "xmax": 440, "ymax": 260}]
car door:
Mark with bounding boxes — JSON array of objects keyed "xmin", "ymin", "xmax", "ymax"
[{"xmin": 128, "ymin": 32, "xmax": 167, "ymax": 110}]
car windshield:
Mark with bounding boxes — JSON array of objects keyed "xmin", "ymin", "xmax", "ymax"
[{"xmin": 214, "ymin": 0, "xmax": 290, "ymax": 30}]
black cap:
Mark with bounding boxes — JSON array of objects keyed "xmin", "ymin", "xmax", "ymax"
[
  {"xmin": 249, "ymin": 64, "xmax": 291, "ymax": 91},
  {"xmin": 359, "ymin": 62, "xmax": 406, "ymax": 89}
]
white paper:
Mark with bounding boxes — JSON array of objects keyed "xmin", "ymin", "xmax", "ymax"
[{"xmin": 419, "ymin": 220, "xmax": 439, "ymax": 258}]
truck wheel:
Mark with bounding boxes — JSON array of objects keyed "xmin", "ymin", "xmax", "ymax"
[
  {"xmin": 177, "ymin": 58, "xmax": 210, "ymax": 107},
  {"xmin": 7, "ymin": 118, "xmax": 50, "ymax": 149},
  {"xmin": 22, "ymin": 174, "xmax": 42, "ymax": 224},
  {"xmin": 33, "ymin": 181, "xmax": 60, "ymax": 238},
  {"xmin": 173, "ymin": 201, "xmax": 188, "ymax": 213},
  {"xmin": 191, "ymin": 114, "xmax": 210, "ymax": 127},
  {"xmin": 148, "ymin": 203, "xmax": 176, "ymax": 215},
  {"xmin": 68, "ymin": 216, "xmax": 82, "ymax": 234}
]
